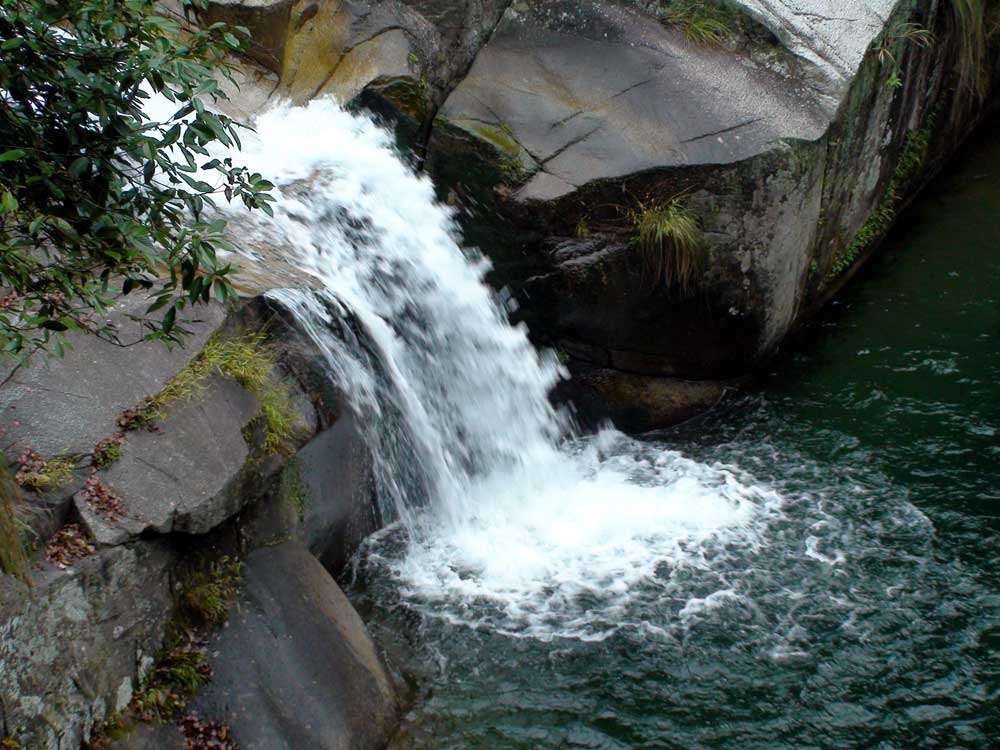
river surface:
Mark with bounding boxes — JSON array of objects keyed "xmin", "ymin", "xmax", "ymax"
[{"xmin": 346, "ymin": 122, "xmax": 1000, "ymax": 749}]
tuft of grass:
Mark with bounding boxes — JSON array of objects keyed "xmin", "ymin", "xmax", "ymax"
[
  {"xmin": 575, "ymin": 217, "xmax": 591, "ymax": 239},
  {"xmin": 124, "ymin": 555, "xmax": 242, "ymax": 727},
  {"xmin": 659, "ymin": 0, "xmax": 739, "ymax": 46},
  {"xmin": 830, "ymin": 125, "xmax": 932, "ymax": 277},
  {"xmin": 129, "ymin": 332, "xmax": 300, "ymax": 453},
  {"xmin": 280, "ymin": 460, "xmax": 308, "ymax": 520},
  {"xmin": 179, "ymin": 556, "xmax": 242, "ymax": 627},
  {"xmin": 951, "ymin": 0, "xmax": 992, "ymax": 100},
  {"xmin": 629, "ymin": 196, "xmax": 706, "ymax": 295},
  {"xmin": 1, "ymin": 460, "xmax": 29, "ymax": 581},
  {"xmin": 131, "ymin": 642, "xmax": 212, "ymax": 724},
  {"xmin": 13, "ymin": 450, "xmax": 75, "ymax": 493},
  {"xmin": 876, "ymin": 18, "xmax": 934, "ymax": 88}
]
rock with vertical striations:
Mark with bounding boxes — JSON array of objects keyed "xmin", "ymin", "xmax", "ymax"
[{"xmin": 190, "ymin": 541, "xmax": 398, "ymax": 750}]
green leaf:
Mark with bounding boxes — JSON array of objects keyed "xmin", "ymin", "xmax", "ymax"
[
  {"xmin": 68, "ymin": 157, "xmax": 90, "ymax": 177},
  {"xmin": 162, "ymin": 305, "xmax": 177, "ymax": 334},
  {"xmin": 0, "ymin": 149, "xmax": 27, "ymax": 162}
]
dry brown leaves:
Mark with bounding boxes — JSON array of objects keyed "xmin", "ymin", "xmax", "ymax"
[
  {"xmin": 45, "ymin": 524, "xmax": 95, "ymax": 569},
  {"xmin": 81, "ymin": 476, "xmax": 125, "ymax": 521},
  {"xmin": 178, "ymin": 713, "xmax": 239, "ymax": 750}
]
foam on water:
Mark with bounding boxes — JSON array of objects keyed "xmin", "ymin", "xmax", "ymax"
[{"xmin": 208, "ymin": 99, "xmax": 780, "ymax": 639}]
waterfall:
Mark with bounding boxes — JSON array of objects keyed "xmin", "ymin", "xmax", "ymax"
[{"xmin": 223, "ymin": 100, "xmax": 777, "ymax": 640}]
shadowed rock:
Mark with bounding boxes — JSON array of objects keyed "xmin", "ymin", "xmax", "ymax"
[{"xmin": 191, "ymin": 541, "xmax": 398, "ymax": 750}]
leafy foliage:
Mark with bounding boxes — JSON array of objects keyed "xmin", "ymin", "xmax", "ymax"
[{"xmin": 0, "ymin": 0, "xmax": 275, "ymax": 360}]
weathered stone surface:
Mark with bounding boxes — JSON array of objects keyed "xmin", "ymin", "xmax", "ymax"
[
  {"xmin": 0, "ymin": 296, "xmax": 226, "ymax": 462},
  {"xmin": 293, "ymin": 408, "xmax": 378, "ymax": 571},
  {"xmin": 1, "ymin": 295, "xmax": 386, "ymax": 749},
  {"xmin": 733, "ymin": 0, "xmax": 894, "ymax": 96},
  {"xmin": 0, "ymin": 543, "xmax": 174, "ymax": 750},
  {"xmin": 191, "ymin": 541, "xmax": 397, "ymax": 750},
  {"xmin": 430, "ymin": 0, "xmax": 830, "ymax": 202},
  {"xmin": 418, "ymin": 0, "xmax": 997, "ymax": 428},
  {"xmin": 203, "ymin": 0, "xmax": 425, "ymax": 106},
  {"xmin": 76, "ymin": 377, "xmax": 258, "ymax": 543}
]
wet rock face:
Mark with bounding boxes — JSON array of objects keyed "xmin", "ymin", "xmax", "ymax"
[
  {"xmin": 196, "ymin": 1, "xmax": 996, "ymax": 433},
  {"xmin": 108, "ymin": 542, "xmax": 398, "ymax": 750}
]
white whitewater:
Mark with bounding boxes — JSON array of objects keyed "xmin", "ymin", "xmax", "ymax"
[{"xmin": 220, "ymin": 100, "xmax": 780, "ymax": 640}]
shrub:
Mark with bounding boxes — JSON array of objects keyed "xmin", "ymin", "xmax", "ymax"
[{"xmin": 0, "ymin": 0, "xmax": 274, "ymax": 361}]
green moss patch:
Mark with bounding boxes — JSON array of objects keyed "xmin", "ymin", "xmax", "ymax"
[
  {"xmin": 121, "ymin": 331, "xmax": 301, "ymax": 454},
  {"xmin": 830, "ymin": 125, "xmax": 932, "ymax": 278}
]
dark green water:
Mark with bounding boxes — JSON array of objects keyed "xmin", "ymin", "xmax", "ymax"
[{"xmin": 351, "ymin": 122, "xmax": 1000, "ymax": 749}]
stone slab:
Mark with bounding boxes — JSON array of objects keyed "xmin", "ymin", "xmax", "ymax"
[
  {"xmin": 191, "ymin": 541, "xmax": 397, "ymax": 750},
  {"xmin": 0, "ymin": 297, "xmax": 226, "ymax": 461}
]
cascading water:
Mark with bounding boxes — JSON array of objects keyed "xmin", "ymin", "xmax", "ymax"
[
  {"xmin": 218, "ymin": 100, "xmax": 776, "ymax": 640},
  {"xmin": 203, "ymin": 99, "xmax": 998, "ymax": 749}
]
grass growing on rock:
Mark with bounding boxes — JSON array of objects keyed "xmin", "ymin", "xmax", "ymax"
[
  {"xmin": 131, "ymin": 641, "xmax": 213, "ymax": 723},
  {"xmin": 129, "ymin": 556, "xmax": 243, "ymax": 725},
  {"xmin": 0, "ymin": 460, "xmax": 29, "ymax": 580},
  {"xmin": 876, "ymin": 18, "xmax": 934, "ymax": 88},
  {"xmin": 180, "ymin": 556, "xmax": 242, "ymax": 627},
  {"xmin": 126, "ymin": 332, "xmax": 300, "ymax": 454},
  {"xmin": 951, "ymin": 0, "xmax": 996, "ymax": 100},
  {"xmin": 630, "ymin": 197, "xmax": 706, "ymax": 295},
  {"xmin": 658, "ymin": 0, "xmax": 741, "ymax": 46},
  {"xmin": 280, "ymin": 460, "xmax": 309, "ymax": 520},
  {"xmin": 92, "ymin": 434, "xmax": 126, "ymax": 469},
  {"xmin": 13, "ymin": 450, "xmax": 75, "ymax": 492},
  {"xmin": 830, "ymin": 125, "xmax": 932, "ymax": 278}
]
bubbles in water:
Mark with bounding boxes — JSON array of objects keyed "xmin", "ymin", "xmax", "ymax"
[{"xmin": 213, "ymin": 98, "xmax": 784, "ymax": 641}]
